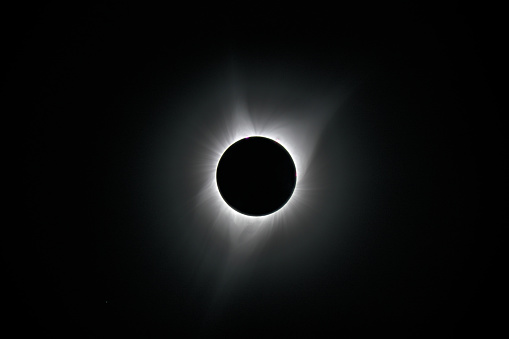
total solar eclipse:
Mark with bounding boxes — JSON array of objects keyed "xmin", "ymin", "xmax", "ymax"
[{"xmin": 216, "ymin": 136, "xmax": 297, "ymax": 216}]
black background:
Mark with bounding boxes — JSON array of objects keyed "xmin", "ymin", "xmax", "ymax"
[{"xmin": 6, "ymin": 2, "xmax": 501, "ymax": 338}]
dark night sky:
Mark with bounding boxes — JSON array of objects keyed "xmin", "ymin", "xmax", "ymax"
[{"xmin": 6, "ymin": 2, "xmax": 501, "ymax": 338}]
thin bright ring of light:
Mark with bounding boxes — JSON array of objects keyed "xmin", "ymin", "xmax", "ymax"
[{"xmin": 214, "ymin": 134, "xmax": 299, "ymax": 218}]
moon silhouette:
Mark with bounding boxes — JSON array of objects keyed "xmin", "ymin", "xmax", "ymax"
[{"xmin": 216, "ymin": 136, "xmax": 297, "ymax": 216}]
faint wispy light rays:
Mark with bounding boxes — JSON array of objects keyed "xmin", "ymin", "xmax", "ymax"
[
  {"xmin": 143, "ymin": 63, "xmax": 362, "ymax": 322},
  {"xmin": 151, "ymin": 61, "xmax": 354, "ymax": 255}
]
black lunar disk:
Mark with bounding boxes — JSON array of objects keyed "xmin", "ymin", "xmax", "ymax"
[{"xmin": 216, "ymin": 136, "xmax": 297, "ymax": 216}]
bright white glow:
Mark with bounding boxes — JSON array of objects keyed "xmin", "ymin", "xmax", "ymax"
[
  {"xmin": 150, "ymin": 65, "xmax": 353, "ymax": 255},
  {"xmin": 189, "ymin": 91, "xmax": 345, "ymax": 250}
]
